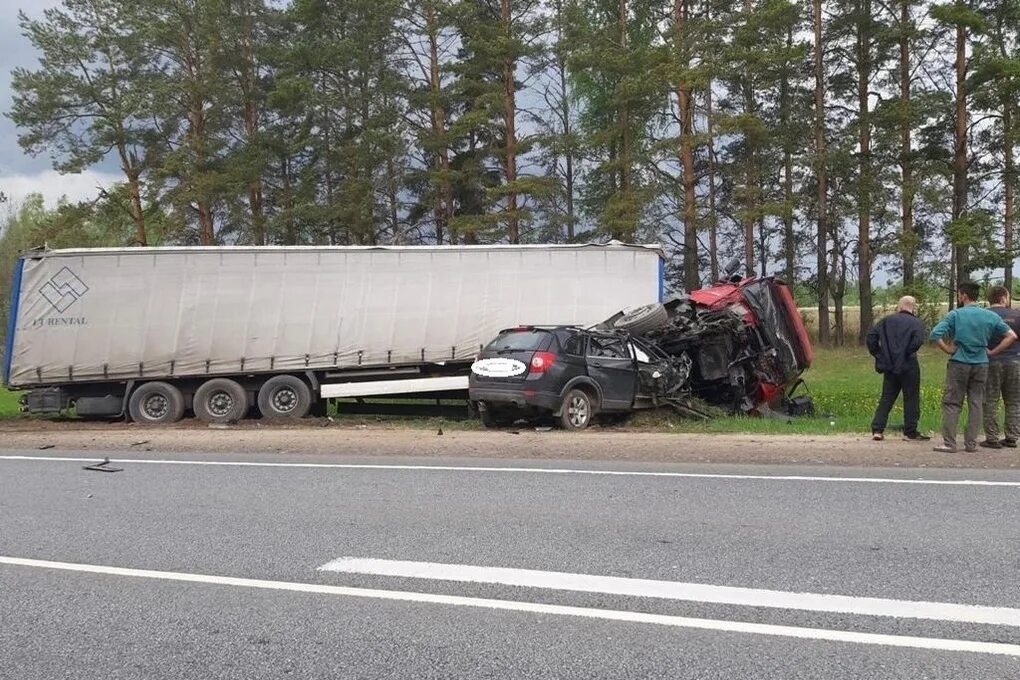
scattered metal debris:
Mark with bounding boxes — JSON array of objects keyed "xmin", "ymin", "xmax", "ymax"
[
  {"xmin": 37, "ymin": 444, "xmax": 55, "ymax": 450},
  {"xmin": 83, "ymin": 457, "xmax": 123, "ymax": 473}
]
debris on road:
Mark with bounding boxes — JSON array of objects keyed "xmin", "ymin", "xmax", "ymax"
[
  {"xmin": 82, "ymin": 457, "xmax": 123, "ymax": 473},
  {"xmin": 37, "ymin": 444, "xmax": 54, "ymax": 450}
]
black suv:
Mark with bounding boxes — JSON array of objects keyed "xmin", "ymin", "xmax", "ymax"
[{"xmin": 469, "ymin": 327, "xmax": 684, "ymax": 430}]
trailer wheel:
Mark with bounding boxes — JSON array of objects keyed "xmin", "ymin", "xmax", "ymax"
[
  {"xmin": 258, "ymin": 375, "xmax": 312, "ymax": 419},
  {"xmin": 128, "ymin": 382, "xmax": 185, "ymax": 424},
  {"xmin": 194, "ymin": 378, "xmax": 249, "ymax": 424}
]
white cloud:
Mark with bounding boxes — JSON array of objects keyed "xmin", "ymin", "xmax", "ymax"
[{"xmin": 0, "ymin": 169, "xmax": 121, "ymax": 208}]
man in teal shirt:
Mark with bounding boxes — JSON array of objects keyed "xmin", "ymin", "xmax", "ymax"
[{"xmin": 930, "ymin": 281, "xmax": 1018, "ymax": 452}]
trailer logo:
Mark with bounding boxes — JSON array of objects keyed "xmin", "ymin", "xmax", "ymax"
[{"xmin": 39, "ymin": 267, "xmax": 89, "ymax": 313}]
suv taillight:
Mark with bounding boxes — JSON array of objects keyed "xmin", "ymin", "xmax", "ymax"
[{"xmin": 530, "ymin": 351, "xmax": 557, "ymax": 374}]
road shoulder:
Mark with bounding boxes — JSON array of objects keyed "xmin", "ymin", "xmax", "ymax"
[{"xmin": 0, "ymin": 420, "xmax": 1017, "ymax": 469}]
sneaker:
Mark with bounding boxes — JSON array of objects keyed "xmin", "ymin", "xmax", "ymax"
[
  {"xmin": 903, "ymin": 433, "xmax": 931, "ymax": 441},
  {"xmin": 965, "ymin": 446, "xmax": 978, "ymax": 453},
  {"xmin": 872, "ymin": 432, "xmax": 884, "ymax": 441},
  {"xmin": 933, "ymin": 445, "xmax": 957, "ymax": 453},
  {"xmin": 980, "ymin": 439, "xmax": 1003, "ymax": 449},
  {"xmin": 1001, "ymin": 438, "xmax": 1017, "ymax": 449}
]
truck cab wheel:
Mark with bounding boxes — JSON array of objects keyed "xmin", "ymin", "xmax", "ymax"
[
  {"xmin": 258, "ymin": 375, "xmax": 313, "ymax": 419},
  {"xmin": 194, "ymin": 378, "xmax": 249, "ymax": 424},
  {"xmin": 128, "ymin": 382, "xmax": 186, "ymax": 424}
]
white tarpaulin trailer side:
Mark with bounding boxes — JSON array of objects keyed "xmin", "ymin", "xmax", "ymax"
[{"xmin": 4, "ymin": 244, "xmax": 663, "ymax": 389}]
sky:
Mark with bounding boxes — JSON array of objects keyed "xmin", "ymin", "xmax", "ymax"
[{"xmin": 0, "ymin": 0, "xmax": 120, "ymax": 208}]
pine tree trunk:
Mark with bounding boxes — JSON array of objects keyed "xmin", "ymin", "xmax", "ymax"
[
  {"xmin": 1005, "ymin": 104, "xmax": 1015, "ymax": 293},
  {"xmin": 387, "ymin": 156, "xmax": 401, "ymax": 244},
  {"xmin": 617, "ymin": 0, "xmax": 633, "ymax": 241},
  {"xmin": 426, "ymin": 4, "xmax": 453, "ymax": 245},
  {"xmin": 240, "ymin": 6, "xmax": 264, "ymax": 246},
  {"xmin": 197, "ymin": 202, "xmax": 215, "ymax": 245},
  {"xmin": 501, "ymin": 0, "xmax": 519, "ymax": 243},
  {"xmin": 953, "ymin": 22, "xmax": 969, "ymax": 288},
  {"xmin": 127, "ymin": 170, "xmax": 147, "ymax": 247},
  {"xmin": 813, "ymin": 0, "xmax": 830, "ymax": 345},
  {"xmin": 281, "ymin": 155, "xmax": 296, "ymax": 245},
  {"xmin": 857, "ymin": 5, "xmax": 873, "ymax": 345},
  {"xmin": 675, "ymin": 0, "xmax": 698, "ymax": 291},
  {"xmin": 900, "ymin": 0, "xmax": 915, "ymax": 287},
  {"xmin": 780, "ymin": 26, "xmax": 794, "ymax": 284},
  {"xmin": 191, "ymin": 106, "xmax": 214, "ymax": 245},
  {"xmin": 705, "ymin": 84, "xmax": 719, "ymax": 282},
  {"xmin": 833, "ymin": 246, "xmax": 846, "ymax": 346},
  {"xmin": 554, "ymin": 0, "xmax": 576, "ymax": 242},
  {"xmin": 742, "ymin": 0, "xmax": 755, "ymax": 277},
  {"xmin": 181, "ymin": 28, "xmax": 214, "ymax": 246}
]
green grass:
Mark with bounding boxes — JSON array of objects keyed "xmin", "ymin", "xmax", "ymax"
[
  {"xmin": 648, "ymin": 346, "xmax": 947, "ymax": 435},
  {"xmin": 0, "ymin": 347, "xmax": 951, "ymax": 435},
  {"xmin": 0, "ymin": 387, "xmax": 21, "ymax": 418}
]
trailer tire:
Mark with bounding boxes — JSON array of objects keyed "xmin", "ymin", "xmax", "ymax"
[
  {"xmin": 128, "ymin": 382, "xmax": 185, "ymax": 424},
  {"xmin": 258, "ymin": 375, "xmax": 312, "ymax": 419},
  {"xmin": 613, "ymin": 303, "xmax": 669, "ymax": 334},
  {"xmin": 194, "ymin": 378, "xmax": 249, "ymax": 424}
]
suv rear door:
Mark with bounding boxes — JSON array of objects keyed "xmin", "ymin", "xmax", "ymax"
[
  {"xmin": 472, "ymin": 328, "xmax": 555, "ymax": 386},
  {"xmin": 586, "ymin": 334, "xmax": 637, "ymax": 411}
]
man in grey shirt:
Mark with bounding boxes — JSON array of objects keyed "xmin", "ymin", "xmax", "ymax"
[{"xmin": 982, "ymin": 285, "xmax": 1020, "ymax": 449}]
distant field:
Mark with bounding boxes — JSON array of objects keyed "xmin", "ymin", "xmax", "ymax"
[{"xmin": 798, "ymin": 305, "xmax": 951, "ymax": 341}]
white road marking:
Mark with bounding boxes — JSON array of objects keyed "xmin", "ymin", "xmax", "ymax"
[
  {"xmin": 2, "ymin": 455, "xmax": 1019, "ymax": 487},
  {"xmin": 318, "ymin": 557, "xmax": 1020, "ymax": 628},
  {"xmin": 1, "ymin": 556, "xmax": 1018, "ymax": 658}
]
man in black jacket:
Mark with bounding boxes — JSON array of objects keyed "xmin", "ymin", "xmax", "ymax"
[{"xmin": 866, "ymin": 296, "xmax": 929, "ymax": 441}]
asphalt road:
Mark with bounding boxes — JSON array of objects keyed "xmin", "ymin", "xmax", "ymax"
[{"xmin": 1, "ymin": 449, "xmax": 1018, "ymax": 679}]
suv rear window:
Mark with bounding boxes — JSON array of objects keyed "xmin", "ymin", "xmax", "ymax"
[{"xmin": 485, "ymin": 330, "xmax": 550, "ymax": 352}]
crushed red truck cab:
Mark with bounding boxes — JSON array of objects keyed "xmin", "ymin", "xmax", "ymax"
[{"xmin": 608, "ymin": 274, "xmax": 815, "ymax": 415}]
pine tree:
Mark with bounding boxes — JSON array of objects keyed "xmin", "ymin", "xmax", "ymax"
[
  {"xmin": 10, "ymin": 0, "xmax": 161, "ymax": 246},
  {"xmin": 529, "ymin": 0, "xmax": 583, "ymax": 242},
  {"xmin": 403, "ymin": 0, "xmax": 457, "ymax": 244},
  {"xmin": 568, "ymin": 0, "xmax": 662, "ymax": 241},
  {"xmin": 446, "ymin": 0, "xmax": 549, "ymax": 243},
  {"xmin": 971, "ymin": 0, "xmax": 1020, "ymax": 291},
  {"xmin": 283, "ymin": 0, "xmax": 407, "ymax": 245},
  {"xmin": 812, "ymin": 0, "xmax": 831, "ymax": 345}
]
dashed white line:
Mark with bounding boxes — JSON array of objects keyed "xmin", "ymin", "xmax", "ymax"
[
  {"xmin": 2, "ymin": 455, "xmax": 1019, "ymax": 487},
  {"xmin": 318, "ymin": 557, "xmax": 1020, "ymax": 627},
  {"xmin": 2, "ymin": 556, "xmax": 1019, "ymax": 657}
]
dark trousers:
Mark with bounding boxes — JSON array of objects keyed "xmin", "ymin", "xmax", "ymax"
[
  {"xmin": 983, "ymin": 360, "xmax": 1020, "ymax": 441},
  {"xmin": 942, "ymin": 361, "xmax": 988, "ymax": 450},
  {"xmin": 871, "ymin": 362, "xmax": 921, "ymax": 436}
]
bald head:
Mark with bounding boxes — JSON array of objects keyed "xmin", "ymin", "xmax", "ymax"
[{"xmin": 897, "ymin": 296, "xmax": 917, "ymax": 315}]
